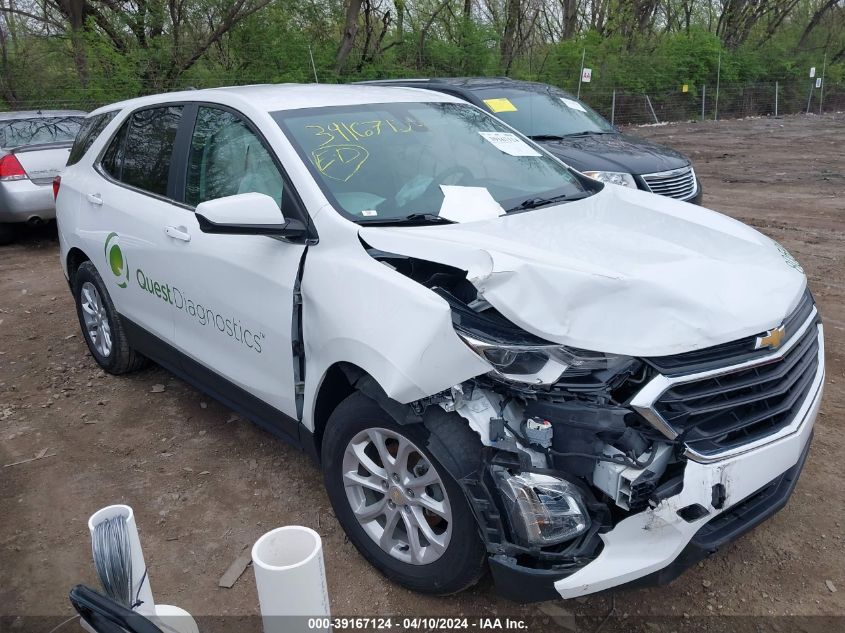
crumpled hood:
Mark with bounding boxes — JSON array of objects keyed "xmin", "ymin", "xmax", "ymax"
[{"xmin": 359, "ymin": 186, "xmax": 807, "ymax": 357}]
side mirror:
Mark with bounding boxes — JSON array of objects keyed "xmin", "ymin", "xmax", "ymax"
[{"xmin": 195, "ymin": 192, "xmax": 306, "ymax": 237}]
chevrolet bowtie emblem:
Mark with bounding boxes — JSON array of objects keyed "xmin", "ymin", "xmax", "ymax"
[{"xmin": 756, "ymin": 325, "xmax": 786, "ymax": 350}]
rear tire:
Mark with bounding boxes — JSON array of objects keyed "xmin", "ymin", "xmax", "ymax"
[
  {"xmin": 322, "ymin": 392, "xmax": 487, "ymax": 595},
  {"xmin": 73, "ymin": 261, "xmax": 148, "ymax": 374},
  {"xmin": 0, "ymin": 223, "xmax": 16, "ymax": 246}
]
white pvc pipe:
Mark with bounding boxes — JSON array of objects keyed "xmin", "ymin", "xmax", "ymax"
[
  {"xmin": 252, "ymin": 526, "xmax": 331, "ymax": 633},
  {"xmin": 88, "ymin": 505, "xmax": 156, "ymax": 617},
  {"xmin": 151, "ymin": 604, "xmax": 200, "ymax": 633}
]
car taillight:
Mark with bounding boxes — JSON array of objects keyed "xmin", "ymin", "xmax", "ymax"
[
  {"xmin": 53, "ymin": 175, "xmax": 61, "ymax": 201},
  {"xmin": 0, "ymin": 154, "xmax": 27, "ymax": 181}
]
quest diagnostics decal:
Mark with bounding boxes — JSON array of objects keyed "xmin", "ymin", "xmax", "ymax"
[
  {"xmin": 104, "ymin": 232, "xmax": 129, "ymax": 288},
  {"xmin": 105, "ymin": 233, "xmax": 266, "ymax": 353}
]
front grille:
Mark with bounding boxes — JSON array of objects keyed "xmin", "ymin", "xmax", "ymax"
[
  {"xmin": 641, "ymin": 166, "xmax": 697, "ymax": 200},
  {"xmin": 652, "ymin": 321, "xmax": 819, "ymax": 455},
  {"xmin": 647, "ymin": 289, "xmax": 815, "ymax": 376}
]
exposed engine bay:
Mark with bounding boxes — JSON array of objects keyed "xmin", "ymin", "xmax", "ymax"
[{"xmin": 367, "ymin": 246, "xmax": 689, "ymax": 576}]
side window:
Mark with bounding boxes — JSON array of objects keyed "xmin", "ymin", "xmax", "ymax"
[
  {"xmin": 122, "ymin": 106, "xmax": 182, "ymax": 196},
  {"xmin": 100, "ymin": 119, "xmax": 128, "ymax": 181},
  {"xmin": 185, "ymin": 106, "xmax": 284, "ymax": 209},
  {"xmin": 67, "ymin": 111, "xmax": 117, "ymax": 166}
]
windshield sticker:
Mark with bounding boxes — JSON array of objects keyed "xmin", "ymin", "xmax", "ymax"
[
  {"xmin": 438, "ymin": 185, "xmax": 505, "ymax": 223},
  {"xmin": 560, "ymin": 97, "xmax": 587, "ymax": 112},
  {"xmin": 361, "ymin": 209, "xmax": 378, "ymax": 217},
  {"xmin": 478, "ymin": 131, "xmax": 542, "ymax": 157},
  {"xmin": 483, "ymin": 98, "xmax": 518, "ymax": 113}
]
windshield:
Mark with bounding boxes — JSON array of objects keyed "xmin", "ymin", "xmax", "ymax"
[
  {"xmin": 0, "ymin": 116, "xmax": 84, "ymax": 148},
  {"xmin": 273, "ymin": 102, "xmax": 591, "ymax": 224},
  {"xmin": 474, "ymin": 86, "xmax": 614, "ymax": 138}
]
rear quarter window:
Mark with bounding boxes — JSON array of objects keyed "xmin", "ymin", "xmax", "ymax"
[
  {"xmin": 67, "ymin": 111, "xmax": 118, "ymax": 166},
  {"xmin": 121, "ymin": 106, "xmax": 182, "ymax": 197},
  {"xmin": 99, "ymin": 105, "xmax": 183, "ymax": 198}
]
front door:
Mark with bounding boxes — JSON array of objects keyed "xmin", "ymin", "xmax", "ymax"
[{"xmin": 165, "ymin": 105, "xmax": 306, "ymax": 433}]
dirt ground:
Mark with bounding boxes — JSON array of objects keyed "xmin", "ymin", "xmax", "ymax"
[{"xmin": 2, "ymin": 114, "xmax": 844, "ymax": 633}]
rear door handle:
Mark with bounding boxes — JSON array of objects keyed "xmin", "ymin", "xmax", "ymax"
[
  {"xmin": 164, "ymin": 226, "xmax": 191, "ymax": 242},
  {"xmin": 86, "ymin": 193, "xmax": 103, "ymax": 206}
]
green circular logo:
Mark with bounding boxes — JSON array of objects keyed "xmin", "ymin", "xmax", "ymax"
[
  {"xmin": 109, "ymin": 244, "xmax": 124, "ymax": 277},
  {"xmin": 104, "ymin": 232, "xmax": 129, "ymax": 288}
]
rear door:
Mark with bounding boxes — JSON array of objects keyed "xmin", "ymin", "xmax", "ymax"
[
  {"xmin": 163, "ymin": 104, "xmax": 307, "ymax": 433},
  {"xmin": 80, "ymin": 106, "xmax": 184, "ymax": 350}
]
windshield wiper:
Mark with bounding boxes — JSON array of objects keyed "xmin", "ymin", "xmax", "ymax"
[
  {"xmin": 531, "ymin": 131, "xmax": 612, "ymax": 141},
  {"xmin": 505, "ymin": 192, "xmax": 591, "ymax": 213},
  {"xmin": 358, "ymin": 212, "xmax": 455, "ymax": 226}
]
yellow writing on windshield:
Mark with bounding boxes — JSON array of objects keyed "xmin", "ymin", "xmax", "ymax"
[
  {"xmin": 311, "ymin": 144, "xmax": 370, "ymax": 182},
  {"xmin": 306, "ymin": 117, "xmax": 426, "ymax": 181}
]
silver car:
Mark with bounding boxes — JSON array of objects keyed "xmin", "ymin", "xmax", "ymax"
[{"xmin": 1, "ymin": 110, "xmax": 85, "ymax": 244}]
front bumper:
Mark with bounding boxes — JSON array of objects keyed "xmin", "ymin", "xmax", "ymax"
[
  {"xmin": 0, "ymin": 179, "xmax": 56, "ymax": 223},
  {"xmin": 488, "ymin": 344, "xmax": 823, "ymax": 602}
]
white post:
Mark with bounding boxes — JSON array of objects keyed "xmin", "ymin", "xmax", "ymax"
[
  {"xmin": 775, "ymin": 81, "xmax": 778, "ymax": 117},
  {"xmin": 818, "ymin": 51, "xmax": 827, "ymax": 115},
  {"xmin": 577, "ymin": 47, "xmax": 586, "ymax": 98},
  {"xmin": 252, "ymin": 526, "xmax": 331, "ymax": 633},
  {"xmin": 645, "ymin": 94, "xmax": 659, "ymax": 124},
  {"xmin": 309, "ymin": 45, "xmax": 319, "ymax": 83},
  {"xmin": 88, "ymin": 505, "xmax": 156, "ymax": 617},
  {"xmin": 611, "ymin": 88, "xmax": 616, "ymax": 125}
]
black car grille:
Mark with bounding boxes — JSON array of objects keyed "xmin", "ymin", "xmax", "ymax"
[
  {"xmin": 652, "ymin": 319, "xmax": 819, "ymax": 455},
  {"xmin": 641, "ymin": 166, "xmax": 697, "ymax": 200},
  {"xmin": 646, "ymin": 290, "xmax": 815, "ymax": 376}
]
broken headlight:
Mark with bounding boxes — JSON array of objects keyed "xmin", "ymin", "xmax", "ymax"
[
  {"xmin": 456, "ymin": 329, "xmax": 630, "ymax": 385},
  {"xmin": 494, "ymin": 471, "xmax": 590, "ymax": 546}
]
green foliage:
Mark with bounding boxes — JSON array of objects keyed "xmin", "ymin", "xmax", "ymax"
[{"xmin": 0, "ymin": 0, "xmax": 842, "ymax": 112}]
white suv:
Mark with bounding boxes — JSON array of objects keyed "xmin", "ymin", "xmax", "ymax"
[{"xmin": 57, "ymin": 85, "xmax": 824, "ymax": 602}]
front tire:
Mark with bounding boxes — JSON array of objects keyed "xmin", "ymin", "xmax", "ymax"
[
  {"xmin": 73, "ymin": 261, "xmax": 147, "ymax": 374},
  {"xmin": 322, "ymin": 392, "xmax": 486, "ymax": 595}
]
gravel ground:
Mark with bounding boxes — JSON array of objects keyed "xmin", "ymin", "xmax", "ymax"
[{"xmin": 1, "ymin": 113, "xmax": 844, "ymax": 633}]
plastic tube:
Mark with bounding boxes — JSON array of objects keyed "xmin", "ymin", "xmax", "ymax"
[
  {"xmin": 152, "ymin": 604, "xmax": 200, "ymax": 633},
  {"xmin": 252, "ymin": 526, "xmax": 331, "ymax": 633},
  {"xmin": 88, "ymin": 505, "xmax": 155, "ymax": 617}
]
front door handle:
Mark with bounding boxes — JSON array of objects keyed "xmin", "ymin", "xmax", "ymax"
[
  {"xmin": 86, "ymin": 193, "xmax": 103, "ymax": 206},
  {"xmin": 164, "ymin": 226, "xmax": 191, "ymax": 242}
]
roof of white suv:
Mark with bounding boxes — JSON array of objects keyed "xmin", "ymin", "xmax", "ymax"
[{"xmin": 89, "ymin": 84, "xmax": 462, "ymax": 117}]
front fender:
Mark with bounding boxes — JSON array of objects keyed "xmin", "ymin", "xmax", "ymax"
[{"xmin": 299, "ymin": 237, "xmax": 489, "ymax": 431}]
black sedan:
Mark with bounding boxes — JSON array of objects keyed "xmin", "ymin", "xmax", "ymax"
[{"xmin": 361, "ymin": 77, "xmax": 702, "ymax": 204}]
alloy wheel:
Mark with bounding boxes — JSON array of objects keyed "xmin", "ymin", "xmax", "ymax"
[
  {"xmin": 342, "ymin": 427, "xmax": 453, "ymax": 565},
  {"xmin": 80, "ymin": 281, "xmax": 112, "ymax": 358}
]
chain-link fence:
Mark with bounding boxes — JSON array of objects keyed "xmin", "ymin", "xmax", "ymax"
[
  {"xmin": 3, "ymin": 79, "xmax": 843, "ymax": 125},
  {"xmin": 576, "ymin": 80, "xmax": 844, "ymax": 126}
]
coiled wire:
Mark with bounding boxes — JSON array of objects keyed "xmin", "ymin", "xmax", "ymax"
[{"xmin": 91, "ymin": 515, "xmax": 134, "ymax": 608}]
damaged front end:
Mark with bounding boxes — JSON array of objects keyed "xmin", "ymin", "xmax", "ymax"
[{"xmin": 370, "ymin": 248, "xmax": 686, "ymax": 602}]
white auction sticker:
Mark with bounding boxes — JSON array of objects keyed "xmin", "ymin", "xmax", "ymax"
[
  {"xmin": 478, "ymin": 132, "xmax": 542, "ymax": 157},
  {"xmin": 561, "ymin": 97, "xmax": 587, "ymax": 112}
]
